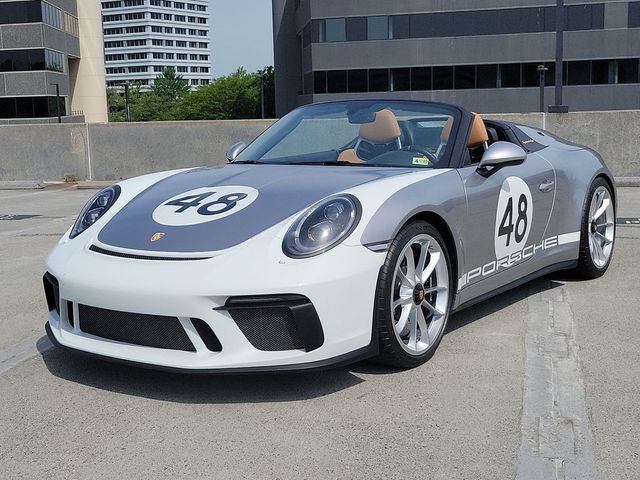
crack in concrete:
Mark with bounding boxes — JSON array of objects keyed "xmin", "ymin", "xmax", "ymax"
[
  {"xmin": 0, "ymin": 335, "xmax": 52, "ymax": 377},
  {"xmin": 516, "ymin": 281, "xmax": 600, "ymax": 480}
]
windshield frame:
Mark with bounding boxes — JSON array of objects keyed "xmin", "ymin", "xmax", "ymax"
[{"xmin": 234, "ymin": 100, "xmax": 463, "ymax": 169}]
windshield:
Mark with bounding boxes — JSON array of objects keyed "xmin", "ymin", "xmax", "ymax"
[{"xmin": 235, "ymin": 100, "xmax": 460, "ymax": 168}]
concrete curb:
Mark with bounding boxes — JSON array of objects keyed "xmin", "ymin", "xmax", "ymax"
[
  {"xmin": 615, "ymin": 177, "xmax": 640, "ymax": 187},
  {"xmin": 76, "ymin": 181, "xmax": 114, "ymax": 189},
  {"xmin": 0, "ymin": 181, "xmax": 43, "ymax": 190}
]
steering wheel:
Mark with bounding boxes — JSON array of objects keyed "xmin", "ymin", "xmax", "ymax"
[{"xmin": 400, "ymin": 145, "xmax": 438, "ymax": 164}]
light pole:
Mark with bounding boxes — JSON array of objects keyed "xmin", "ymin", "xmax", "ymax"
[
  {"xmin": 50, "ymin": 83, "xmax": 61, "ymax": 123},
  {"xmin": 124, "ymin": 82, "xmax": 131, "ymax": 122},
  {"xmin": 549, "ymin": 0, "xmax": 569, "ymax": 113},
  {"xmin": 260, "ymin": 71, "xmax": 265, "ymax": 120},
  {"xmin": 537, "ymin": 65, "xmax": 548, "ymax": 113}
]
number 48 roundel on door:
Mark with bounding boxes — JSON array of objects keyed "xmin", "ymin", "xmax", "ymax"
[{"xmin": 494, "ymin": 176, "xmax": 533, "ymax": 259}]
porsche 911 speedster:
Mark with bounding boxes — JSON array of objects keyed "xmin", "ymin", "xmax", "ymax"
[{"xmin": 44, "ymin": 100, "xmax": 616, "ymax": 372}]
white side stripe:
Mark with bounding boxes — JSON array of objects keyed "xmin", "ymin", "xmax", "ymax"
[{"xmin": 557, "ymin": 231, "xmax": 581, "ymax": 245}]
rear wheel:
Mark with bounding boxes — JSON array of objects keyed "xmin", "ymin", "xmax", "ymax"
[
  {"xmin": 574, "ymin": 178, "xmax": 615, "ymax": 278},
  {"xmin": 374, "ymin": 221, "xmax": 453, "ymax": 368}
]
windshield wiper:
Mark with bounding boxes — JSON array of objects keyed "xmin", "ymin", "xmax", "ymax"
[
  {"xmin": 286, "ymin": 160, "xmax": 381, "ymax": 167},
  {"xmin": 231, "ymin": 160, "xmax": 269, "ymax": 164}
]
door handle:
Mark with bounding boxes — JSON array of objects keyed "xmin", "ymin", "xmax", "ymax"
[{"xmin": 539, "ymin": 179, "xmax": 555, "ymax": 193}]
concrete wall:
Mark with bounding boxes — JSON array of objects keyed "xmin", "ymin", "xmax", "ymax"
[{"xmin": 0, "ymin": 112, "xmax": 638, "ymax": 182}]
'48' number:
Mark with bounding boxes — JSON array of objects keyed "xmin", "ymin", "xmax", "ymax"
[
  {"xmin": 498, "ymin": 193, "xmax": 528, "ymax": 247},
  {"xmin": 165, "ymin": 191, "xmax": 248, "ymax": 216}
]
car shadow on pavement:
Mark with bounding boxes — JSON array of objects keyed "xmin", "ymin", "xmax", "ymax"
[
  {"xmin": 40, "ymin": 276, "xmax": 569, "ymax": 400},
  {"xmin": 352, "ymin": 276, "xmax": 564, "ymax": 375},
  {"xmin": 40, "ymin": 347, "xmax": 365, "ymax": 404}
]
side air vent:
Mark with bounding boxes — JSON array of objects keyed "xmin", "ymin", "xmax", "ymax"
[{"xmin": 220, "ymin": 295, "xmax": 324, "ymax": 352}]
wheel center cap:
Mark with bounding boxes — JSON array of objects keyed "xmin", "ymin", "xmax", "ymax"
[{"xmin": 413, "ymin": 284, "xmax": 425, "ymax": 305}]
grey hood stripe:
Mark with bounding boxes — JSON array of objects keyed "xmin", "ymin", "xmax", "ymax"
[{"xmin": 98, "ymin": 164, "xmax": 415, "ymax": 253}]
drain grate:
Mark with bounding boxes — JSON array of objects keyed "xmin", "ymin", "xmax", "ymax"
[
  {"xmin": 0, "ymin": 214, "xmax": 40, "ymax": 221},
  {"xmin": 617, "ymin": 217, "xmax": 640, "ymax": 226}
]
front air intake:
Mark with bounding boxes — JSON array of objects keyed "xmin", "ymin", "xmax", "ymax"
[{"xmin": 78, "ymin": 304, "xmax": 196, "ymax": 352}]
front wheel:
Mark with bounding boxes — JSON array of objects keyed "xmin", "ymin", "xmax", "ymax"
[
  {"xmin": 574, "ymin": 178, "xmax": 616, "ymax": 278},
  {"xmin": 373, "ymin": 221, "xmax": 453, "ymax": 368}
]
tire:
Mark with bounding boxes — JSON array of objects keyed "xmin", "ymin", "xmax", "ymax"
[
  {"xmin": 373, "ymin": 221, "xmax": 453, "ymax": 368},
  {"xmin": 574, "ymin": 177, "xmax": 616, "ymax": 279}
]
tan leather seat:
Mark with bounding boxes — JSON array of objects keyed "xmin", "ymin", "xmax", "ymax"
[
  {"xmin": 440, "ymin": 117, "xmax": 454, "ymax": 143},
  {"xmin": 468, "ymin": 113, "xmax": 489, "ymax": 148},
  {"xmin": 338, "ymin": 109, "xmax": 401, "ymax": 163}
]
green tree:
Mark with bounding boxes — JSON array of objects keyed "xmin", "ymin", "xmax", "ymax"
[
  {"xmin": 257, "ymin": 66, "xmax": 276, "ymax": 119},
  {"xmin": 152, "ymin": 68, "xmax": 190, "ymax": 100},
  {"xmin": 179, "ymin": 68, "xmax": 260, "ymax": 120},
  {"xmin": 106, "ymin": 87, "xmax": 126, "ymax": 122}
]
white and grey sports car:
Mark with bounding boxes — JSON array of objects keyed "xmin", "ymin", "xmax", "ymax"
[{"xmin": 44, "ymin": 100, "xmax": 616, "ymax": 372}]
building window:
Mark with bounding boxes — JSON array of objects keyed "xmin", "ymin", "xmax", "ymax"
[
  {"xmin": 433, "ymin": 66, "xmax": 453, "ymax": 90},
  {"xmin": 367, "ymin": 16, "xmax": 388, "ymax": 40},
  {"xmin": 325, "ymin": 18, "xmax": 346, "ymax": 42},
  {"xmin": 391, "ymin": 68, "xmax": 410, "ymax": 91},
  {"xmin": 327, "ymin": 70, "xmax": 347, "ymax": 93},
  {"xmin": 521, "ymin": 63, "xmax": 540, "ymax": 87},
  {"xmin": 0, "ymin": 49, "xmax": 64, "ymax": 73},
  {"xmin": 389, "ymin": 15, "xmax": 410, "ymax": 39},
  {"xmin": 314, "ymin": 71, "xmax": 327, "ymax": 94},
  {"xmin": 369, "ymin": 69, "xmax": 389, "ymax": 92},
  {"xmin": 630, "ymin": 2, "xmax": 640, "ymax": 28},
  {"xmin": 617, "ymin": 59, "xmax": 640, "ymax": 84},
  {"xmin": 0, "ymin": 97, "xmax": 67, "ymax": 119},
  {"xmin": 307, "ymin": 58, "xmax": 638, "ymax": 96},
  {"xmin": 454, "ymin": 65, "xmax": 476, "ymax": 89},
  {"xmin": 0, "ymin": 2, "xmax": 41, "ymax": 25},
  {"xmin": 309, "ymin": 4, "xmax": 606, "ymax": 44},
  {"xmin": 591, "ymin": 60, "xmax": 612, "ymax": 84},
  {"xmin": 499, "ymin": 64, "xmax": 521, "ymax": 88},
  {"xmin": 411, "ymin": 67, "xmax": 431, "ymax": 90},
  {"xmin": 567, "ymin": 61, "xmax": 591, "ymax": 85},
  {"xmin": 346, "ymin": 17, "xmax": 366, "ymax": 42},
  {"xmin": 347, "ymin": 70, "xmax": 368, "ymax": 93},
  {"xmin": 566, "ymin": 4, "xmax": 604, "ymax": 31},
  {"xmin": 477, "ymin": 64, "xmax": 498, "ymax": 89}
]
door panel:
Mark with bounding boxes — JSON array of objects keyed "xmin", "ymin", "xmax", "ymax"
[{"xmin": 456, "ymin": 154, "xmax": 556, "ymax": 303}]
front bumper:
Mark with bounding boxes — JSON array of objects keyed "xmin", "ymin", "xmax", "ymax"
[{"xmin": 44, "ymin": 234, "xmax": 384, "ymax": 372}]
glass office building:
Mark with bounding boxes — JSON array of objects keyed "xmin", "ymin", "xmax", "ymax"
[
  {"xmin": 273, "ymin": 0, "xmax": 640, "ymax": 115},
  {"xmin": 0, "ymin": 0, "xmax": 82, "ymax": 122}
]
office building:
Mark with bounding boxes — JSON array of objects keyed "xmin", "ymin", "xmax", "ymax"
[
  {"xmin": 272, "ymin": 0, "xmax": 640, "ymax": 116},
  {"xmin": 0, "ymin": 0, "xmax": 107, "ymax": 124},
  {"xmin": 101, "ymin": 0, "xmax": 212, "ymax": 88}
]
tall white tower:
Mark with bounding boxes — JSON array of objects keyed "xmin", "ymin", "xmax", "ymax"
[{"xmin": 101, "ymin": 0, "xmax": 213, "ymax": 89}]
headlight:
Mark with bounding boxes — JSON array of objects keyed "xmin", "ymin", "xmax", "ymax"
[
  {"xmin": 69, "ymin": 185, "xmax": 121, "ymax": 239},
  {"xmin": 283, "ymin": 194, "xmax": 361, "ymax": 258}
]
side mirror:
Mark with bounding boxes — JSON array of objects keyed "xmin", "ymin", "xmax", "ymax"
[
  {"xmin": 226, "ymin": 142, "xmax": 247, "ymax": 162},
  {"xmin": 477, "ymin": 141, "xmax": 527, "ymax": 177}
]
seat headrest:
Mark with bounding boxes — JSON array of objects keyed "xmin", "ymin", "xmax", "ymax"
[
  {"xmin": 359, "ymin": 109, "xmax": 401, "ymax": 144},
  {"xmin": 440, "ymin": 117, "xmax": 454, "ymax": 142},
  {"xmin": 468, "ymin": 113, "xmax": 489, "ymax": 148}
]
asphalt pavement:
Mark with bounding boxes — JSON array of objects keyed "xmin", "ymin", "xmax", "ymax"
[{"xmin": 0, "ymin": 185, "xmax": 638, "ymax": 479}]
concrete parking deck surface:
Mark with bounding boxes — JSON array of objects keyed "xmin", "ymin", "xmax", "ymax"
[{"xmin": 0, "ymin": 186, "xmax": 638, "ymax": 479}]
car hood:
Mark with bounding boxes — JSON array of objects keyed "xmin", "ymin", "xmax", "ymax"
[{"xmin": 97, "ymin": 164, "xmax": 412, "ymax": 253}]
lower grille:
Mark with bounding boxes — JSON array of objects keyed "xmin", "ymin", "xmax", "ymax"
[{"xmin": 79, "ymin": 304, "xmax": 196, "ymax": 352}]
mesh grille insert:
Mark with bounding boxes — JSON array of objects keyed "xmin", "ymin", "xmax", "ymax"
[
  {"xmin": 229, "ymin": 307, "xmax": 304, "ymax": 351},
  {"xmin": 79, "ymin": 304, "xmax": 196, "ymax": 352}
]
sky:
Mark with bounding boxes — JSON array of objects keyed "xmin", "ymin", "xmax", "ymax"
[{"xmin": 210, "ymin": 0, "xmax": 275, "ymax": 77}]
